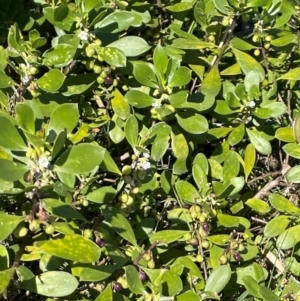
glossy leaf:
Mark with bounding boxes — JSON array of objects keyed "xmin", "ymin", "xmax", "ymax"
[
  {"xmin": 54, "ymin": 143, "xmax": 105, "ymax": 174},
  {"xmin": 37, "ymin": 69, "xmax": 65, "ymax": 93},
  {"xmin": 264, "ymin": 216, "xmax": 290, "ymax": 238},
  {"xmin": 0, "ymin": 268, "xmax": 14, "ymax": 294},
  {"xmin": 171, "ymin": 126, "xmax": 189, "ymax": 160},
  {"xmin": 168, "ymin": 66, "xmax": 191, "ymax": 87},
  {"xmin": 223, "ymin": 151, "xmax": 240, "ymax": 182},
  {"xmin": 286, "ymin": 165, "xmax": 300, "ymax": 183},
  {"xmin": 277, "ymin": 225, "xmax": 300, "ymax": 249},
  {"xmin": 39, "ymin": 234, "xmax": 100, "ymax": 263},
  {"xmin": 149, "ymin": 230, "xmax": 188, "ymax": 244},
  {"xmin": 201, "ymin": 66, "xmax": 221, "ymax": 97},
  {"xmin": 124, "ymin": 265, "xmax": 145, "ymax": 294},
  {"xmin": 124, "ymin": 115, "xmax": 138, "ymax": 150},
  {"xmin": 15, "ymin": 103, "xmax": 35, "ymax": 134},
  {"xmin": 176, "ymin": 112, "xmax": 208, "ymax": 134},
  {"xmin": 111, "ymin": 89, "xmax": 130, "ymax": 120},
  {"xmin": 246, "ymin": 129, "xmax": 271, "ymax": 155},
  {"xmin": 275, "ymin": 127, "xmax": 295, "ymax": 142},
  {"xmin": 43, "ymin": 44, "xmax": 76, "ymax": 67},
  {"xmin": 205, "ymin": 265, "xmax": 231, "ymax": 293},
  {"xmin": 0, "ymin": 159, "xmax": 28, "ymax": 182},
  {"xmin": 283, "ymin": 143, "xmax": 300, "ymax": 159},
  {"xmin": 19, "ymin": 271, "xmax": 78, "ymax": 297},
  {"xmin": 269, "ymin": 193, "xmax": 300, "ymax": 214},
  {"xmin": 175, "ymin": 180, "xmax": 201, "ymax": 204},
  {"xmin": 244, "ymin": 143, "xmax": 256, "ymax": 181},
  {"xmin": 294, "ymin": 111, "xmax": 300, "ymax": 142},
  {"xmin": 0, "ymin": 213, "xmax": 25, "ymax": 241},
  {"xmin": 125, "ymin": 90, "xmax": 155, "ymax": 108},
  {"xmin": 245, "ymin": 198, "xmax": 270, "ymax": 214},
  {"xmin": 86, "ymin": 187, "xmax": 116, "ymax": 204}
]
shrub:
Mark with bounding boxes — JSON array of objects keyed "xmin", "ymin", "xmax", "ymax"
[{"xmin": 1, "ymin": 0, "xmax": 300, "ymax": 300}]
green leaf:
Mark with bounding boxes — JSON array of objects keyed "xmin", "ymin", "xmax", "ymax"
[
  {"xmin": 149, "ymin": 230, "xmax": 188, "ymax": 244},
  {"xmin": 154, "ymin": 45, "xmax": 168, "ymax": 76},
  {"xmin": 107, "ymin": 36, "xmax": 150, "ymax": 57},
  {"xmin": 39, "ymin": 234, "xmax": 100, "ymax": 263},
  {"xmin": 175, "ymin": 180, "xmax": 201, "ymax": 204},
  {"xmin": 95, "ymin": 284, "xmax": 113, "ymax": 301},
  {"xmin": 242, "ymin": 276, "xmax": 260, "ymax": 298},
  {"xmin": 232, "ymin": 48, "xmax": 265, "ymax": 82},
  {"xmin": 125, "ymin": 90, "xmax": 155, "ymax": 108},
  {"xmin": 16, "ymin": 103, "xmax": 35, "ymax": 134},
  {"xmin": 19, "ymin": 271, "xmax": 78, "ymax": 297},
  {"xmin": 133, "ymin": 62, "xmax": 159, "ymax": 88},
  {"xmin": 111, "ymin": 89, "xmax": 130, "ymax": 120},
  {"xmin": 230, "ymin": 37, "xmax": 256, "ymax": 50},
  {"xmin": 271, "ymin": 34, "xmax": 296, "ymax": 47},
  {"xmin": 172, "ymin": 38, "xmax": 215, "ymax": 49},
  {"xmin": 166, "ymin": 2, "xmax": 194, "ymax": 12},
  {"xmin": 0, "ymin": 47, "xmax": 8, "ymax": 70},
  {"xmin": 51, "ymin": 130, "xmax": 67, "ymax": 161},
  {"xmin": 177, "ymin": 291, "xmax": 201, "ymax": 301},
  {"xmin": 124, "ymin": 115, "xmax": 138, "ymax": 150},
  {"xmin": 0, "ymin": 159, "xmax": 28, "ymax": 182},
  {"xmin": 168, "ymin": 66, "xmax": 191, "ymax": 87},
  {"xmin": 205, "ymin": 265, "xmax": 231, "ymax": 293},
  {"xmin": 80, "ymin": 265, "xmax": 118, "ymax": 282},
  {"xmin": 218, "ymin": 214, "xmax": 240, "ymax": 227},
  {"xmin": 269, "ymin": 193, "xmax": 300, "ymax": 214},
  {"xmin": 95, "ymin": 11, "xmax": 134, "ymax": 33},
  {"xmin": 0, "ymin": 70, "xmax": 16, "ymax": 88},
  {"xmin": 160, "ymin": 271, "xmax": 183, "ymax": 296},
  {"xmin": 0, "ymin": 268, "xmax": 14, "ymax": 294},
  {"xmin": 37, "ymin": 69, "xmax": 65, "ymax": 93},
  {"xmin": 61, "ymin": 73, "xmax": 97, "ymax": 96},
  {"xmin": 176, "ymin": 112, "xmax": 208, "ymax": 134},
  {"xmin": 101, "ymin": 150, "xmax": 122, "ymax": 175},
  {"xmin": 223, "ymin": 151, "xmax": 240, "ymax": 182},
  {"xmin": 201, "ymin": 66, "xmax": 221, "ymax": 97},
  {"xmin": 47, "ymin": 103, "xmax": 79, "ymax": 141},
  {"xmin": 102, "ymin": 205, "xmax": 138, "ymax": 248},
  {"xmin": 171, "ymin": 126, "xmax": 189, "ymax": 160},
  {"xmin": 286, "ymin": 165, "xmax": 300, "ymax": 183},
  {"xmin": 123, "ymin": 265, "xmax": 145, "ymax": 294},
  {"xmin": 283, "ymin": 143, "xmax": 300, "ymax": 159},
  {"xmin": 43, "ymin": 198, "xmax": 87, "ymax": 221},
  {"xmin": 43, "ymin": 5, "xmax": 74, "ymax": 31},
  {"xmin": 246, "ymin": 129, "xmax": 271, "ymax": 155},
  {"xmin": 277, "ymin": 225, "xmax": 300, "ymax": 249},
  {"xmin": 86, "ymin": 187, "xmax": 116, "ymax": 204},
  {"xmin": 0, "ymin": 213, "xmax": 24, "ymax": 241},
  {"xmin": 192, "ymin": 164, "xmax": 208, "ymax": 192},
  {"xmin": 97, "ymin": 47, "xmax": 126, "ymax": 68},
  {"xmin": 294, "ymin": 111, "xmax": 300, "ymax": 143},
  {"xmin": 175, "ymin": 256, "xmax": 203, "ymax": 278},
  {"xmin": 0, "ymin": 116, "xmax": 27, "ymax": 151},
  {"xmin": 54, "ymin": 143, "xmax": 105, "ymax": 174},
  {"xmin": 278, "ymin": 67, "xmax": 300, "ymax": 81},
  {"xmin": 244, "ymin": 143, "xmax": 256, "ymax": 181},
  {"xmin": 228, "ymin": 123, "xmax": 245, "ymax": 146},
  {"xmin": 264, "ymin": 215, "xmax": 290, "ymax": 238},
  {"xmin": 275, "ymin": 127, "xmax": 295, "ymax": 142},
  {"xmin": 245, "ymin": 198, "xmax": 270, "ymax": 214},
  {"xmin": 0, "ymin": 244, "xmax": 9, "ymax": 270},
  {"xmin": 43, "ymin": 44, "xmax": 76, "ymax": 67}
]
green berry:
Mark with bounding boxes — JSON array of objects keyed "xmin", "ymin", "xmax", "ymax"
[
  {"xmin": 147, "ymin": 259, "xmax": 155, "ymax": 269},
  {"xmin": 85, "ymin": 46, "xmax": 95, "ymax": 57},
  {"xmin": 84, "ymin": 229, "xmax": 93, "ymax": 239},
  {"xmin": 86, "ymin": 59, "xmax": 95, "ymax": 70},
  {"xmin": 219, "ymin": 255, "xmax": 228, "ymax": 264},
  {"xmin": 196, "ymin": 254, "xmax": 204, "ymax": 263},
  {"xmin": 29, "ymin": 220, "xmax": 40, "ymax": 232},
  {"xmin": 122, "ymin": 165, "xmax": 132, "ymax": 176},
  {"xmin": 93, "ymin": 65, "xmax": 102, "ymax": 74},
  {"xmin": 143, "ymin": 252, "xmax": 152, "ymax": 262},
  {"xmin": 82, "ymin": 199, "xmax": 89, "ymax": 207},
  {"xmin": 254, "ymin": 49, "xmax": 260, "ymax": 56},
  {"xmin": 183, "ymin": 232, "xmax": 192, "ymax": 241},
  {"xmin": 45, "ymin": 224, "xmax": 55, "ymax": 235},
  {"xmin": 97, "ymin": 76, "xmax": 105, "ymax": 84}
]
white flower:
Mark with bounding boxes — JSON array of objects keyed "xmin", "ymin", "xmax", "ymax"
[
  {"xmin": 78, "ymin": 31, "xmax": 89, "ymax": 41},
  {"xmin": 22, "ymin": 76, "xmax": 30, "ymax": 85},
  {"xmin": 248, "ymin": 101, "xmax": 256, "ymax": 108},
  {"xmin": 141, "ymin": 161, "xmax": 151, "ymax": 170},
  {"xmin": 38, "ymin": 157, "xmax": 50, "ymax": 169},
  {"xmin": 143, "ymin": 153, "xmax": 150, "ymax": 159}
]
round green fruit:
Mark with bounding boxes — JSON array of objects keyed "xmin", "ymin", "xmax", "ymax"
[
  {"xmin": 264, "ymin": 43, "xmax": 271, "ymax": 50},
  {"xmin": 208, "ymin": 35, "xmax": 215, "ymax": 42},
  {"xmin": 82, "ymin": 199, "xmax": 89, "ymax": 207},
  {"xmin": 45, "ymin": 224, "xmax": 55, "ymax": 235},
  {"xmin": 94, "ymin": 39, "xmax": 102, "ymax": 46},
  {"xmin": 252, "ymin": 34, "xmax": 259, "ymax": 43},
  {"xmin": 238, "ymin": 244, "xmax": 245, "ymax": 252},
  {"xmin": 29, "ymin": 220, "xmax": 41, "ymax": 232},
  {"xmin": 254, "ymin": 49, "xmax": 260, "ymax": 56},
  {"xmin": 147, "ymin": 259, "xmax": 155, "ymax": 269},
  {"xmin": 143, "ymin": 252, "xmax": 152, "ymax": 262},
  {"xmin": 86, "ymin": 59, "xmax": 95, "ymax": 70},
  {"xmin": 125, "ymin": 195, "xmax": 134, "ymax": 206},
  {"xmin": 97, "ymin": 76, "xmax": 105, "ymax": 84},
  {"xmin": 84, "ymin": 229, "xmax": 93, "ymax": 239},
  {"xmin": 183, "ymin": 232, "xmax": 192, "ymax": 241},
  {"xmin": 196, "ymin": 254, "xmax": 204, "ymax": 263},
  {"xmin": 122, "ymin": 165, "xmax": 132, "ymax": 176},
  {"xmin": 201, "ymin": 240, "xmax": 210, "ymax": 249},
  {"xmin": 29, "ymin": 66, "xmax": 38, "ymax": 75},
  {"xmin": 93, "ymin": 65, "xmax": 102, "ymax": 74},
  {"xmin": 265, "ymin": 35, "xmax": 272, "ymax": 42},
  {"xmin": 85, "ymin": 46, "xmax": 95, "ymax": 57},
  {"xmin": 222, "ymin": 17, "xmax": 230, "ymax": 26},
  {"xmin": 119, "ymin": 194, "xmax": 129, "ymax": 203},
  {"xmin": 14, "ymin": 226, "xmax": 28, "ymax": 238},
  {"xmin": 219, "ymin": 255, "xmax": 228, "ymax": 264}
]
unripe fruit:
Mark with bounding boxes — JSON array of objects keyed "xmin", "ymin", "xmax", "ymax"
[
  {"xmin": 147, "ymin": 259, "xmax": 155, "ymax": 269},
  {"xmin": 119, "ymin": 194, "xmax": 129, "ymax": 203},
  {"xmin": 222, "ymin": 17, "xmax": 230, "ymax": 26},
  {"xmin": 14, "ymin": 226, "xmax": 28, "ymax": 238},
  {"xmin": 38, "ymin": 210, "xmax": 49, "ymax": 221},
  {"xmin": 201, "ymin": 240, "xmax": 210, "ymax": 249},
  {"xmin": 103, "ymin": 67, "xmax": 111, "ymax": 74},
  {"xmin": 208, "ymin": 35, "xmax": 215, "ymax": 42},
  {"xmin": 86, "ymin": 59, "xmax": 95, "ymax": 70},
  {"xmin": 131, "ymin": 154, "xmax": 138, "ymax": 161},
  {"xmin": 189, "ymin": 238, "xmax": 199, "ymax": 247},
  {"xmin": 94, "ymin": 39, "xmax": 102, "ymax": 46},
  {"xmin": 29, "ymin": 66, "xmax": 38, "ymax": 75},
  {"xmin": 238, "ymin": 244, "xmax": 245, "ymax": 252},
  {"xmin": 100, "ymin": 71, "xmax": 107, "ymax": 78},
  {"xmin": 143, "ymin": 252, "xmax": 152, "ymax": 262},
  {"xmin": 113, "ymin": 79, "xmax": 118, "ymax": 87},
  {"xmin": 264, "ymin": 43, "xmax": 271, "ymax": 50},
  {"xmin": 97, "ymin": 76, "xmax": 105, "ymax": 84},
  {"xmin": 265, "ymin": 35, "xmax": 272, "ymax": 42},
  {"xmin": 219, "ymin": 255, "xmax": 228, "ymax": 264},
  {"xmin": 85, "ymin": 46, "xmax": 95, "ymax": 57},
  {"xmin": 139, "ymin": 271, "xmax": 147, "ymax": 281},
  {"xmin": 84, "ymin": 229, "xmax": 93, "ymax": 239},
  {"xmin": 196, "ymin": 254, "xmax": 204, "ymax": 263},
  {"xmin": 243, "ymin": 233, "xmax": 250, "ymax": 240},
  {"xmin": 93, "ymin": 65, "xmax": 102, "ymax": 74},
  {"xmin": 125, "ymin": 195, "xmax": 134, "ymax": 206},
  {"xmin": 82, "ymin": 199, "xmax": 89, "ymax": 207},
  {"xmin": 165, "ymin": 104, "xmax": 175, "ymax": 113},
  {"xmin": 254, "ymin": 49, "xmax": 260, "ymax": 56},
  {"xmin": 119, "ymin": 278, "xmax": 128, "ymax": 289},
  {"xmin": 131, "ymin": 187, "xmax": 140, "ymax": 194},
  {"xmin": 29, "ymin": 220, "xmax": 40, "ymax": 232},
  {"xmin": 199, "ymin": 227, "xmax": 208, "ymax": 238},
  {"xmin": 97, "ymin": 54, "xmax": 104, "ymax": 62},
  {"xmin": 230, "ymin": 241, "xmax": 239, "ymax": 250},
  {"xmin": 183, "ymin": 232, "xmax": 192, "ymax": 241},
  {"xmin": 45, "ymin": 224, "xmax": 55, "ymax": 235},
  {"xmin": 252, "ymin": 34, "xmax": 259, "ymax": 43},
  {"xmin": 198, "ymin": 213, "xmax": 207, "ymax": 223},
  {"xmin": 122, "ymin": 165, "xmax": 132, "ymax": 176}
]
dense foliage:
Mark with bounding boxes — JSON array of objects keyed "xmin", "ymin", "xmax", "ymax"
[{"xmin": 1, "ymin": 0, "xmax": 300, "ymax": 300}]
